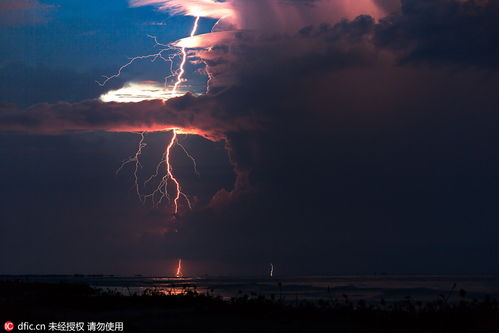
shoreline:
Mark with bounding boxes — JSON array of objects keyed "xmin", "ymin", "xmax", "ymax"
[{"xmin": 1, "ymin": 280, "xmax": 498, "ymax": 332}]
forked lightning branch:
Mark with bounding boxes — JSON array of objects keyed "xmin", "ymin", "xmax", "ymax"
[{"xmin": 101, "ymin": 16, "xmax": 202, "ymax": 216}]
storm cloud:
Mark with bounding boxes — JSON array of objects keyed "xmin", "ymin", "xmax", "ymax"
[
  {"xmin": 375, "ymin": 0, "xmax": 499, "ymax": 67},
  {"xmin": 2, "ymin": 0, "xmax": 499, "ymax": 275},
  {"xmin": 0, "ymin": 94, "xmax": 257, "ymax": 141}
]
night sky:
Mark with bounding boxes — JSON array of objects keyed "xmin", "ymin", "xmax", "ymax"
[{"xmin": 1, "ymin": 0, "xmax": 499, "ymax": 276}]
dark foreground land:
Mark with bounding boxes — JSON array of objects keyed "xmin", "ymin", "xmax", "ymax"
[{"xmin": 1, "ymin": 281, "xmax": 499, "ymax": 333}]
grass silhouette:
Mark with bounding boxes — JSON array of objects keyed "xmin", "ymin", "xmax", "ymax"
[{"xmin": 1, "ymin": 280, "xmax": 498, "ymax": 332}]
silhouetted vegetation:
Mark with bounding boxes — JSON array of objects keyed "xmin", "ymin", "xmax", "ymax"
[{"xmin": 1, "ymin": 280, "xmax": 498, "ymax": 332}]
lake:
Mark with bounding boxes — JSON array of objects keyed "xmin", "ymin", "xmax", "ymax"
[{"xmin": 3, "ymin": 275, "xmax": 499, "ymax": 303}]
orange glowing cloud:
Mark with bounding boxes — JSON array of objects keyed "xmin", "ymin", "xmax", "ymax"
[{"xmin": 0, "ymin": 95, "xmax": 258, "ymax": 142}]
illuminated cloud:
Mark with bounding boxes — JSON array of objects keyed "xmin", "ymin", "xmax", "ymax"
[
  {"xmin": 126, "ymin": 0, "xmax": 390, "ymax": 94},
  {"xmin": 174, "ymin": 31, "xmax": 236, "ymax": 49},
  {"xmin": 130, "ymin": 0, "xmax": 387, "ymax": 33},
  {"xmin": 0, "ymin": 94, "xmax": 258, "ymax": 141},
  {"xmin": 99, "ymin": 81, "xmax": 184, "ymax": 103},
  {"xmin": 129, "ymin": 0, "xmax": 234, "ymax": 19}
]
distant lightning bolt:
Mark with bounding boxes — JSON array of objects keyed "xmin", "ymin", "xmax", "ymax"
[
  {"xmin": 116, "ymin": 132, "xmax": 146, "ymax": 202},
  {"xmin": 270, "ymin": 263, "xmax": 274, "ymax": 277},
  {"xmin": 176, "ymin": 258, "xmax": 183, "ymax": 278}
]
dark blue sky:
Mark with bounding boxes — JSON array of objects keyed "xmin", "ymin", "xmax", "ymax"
[{"xmin": 1, "ymin": 0, "xmax": 215, "ymax": 69}]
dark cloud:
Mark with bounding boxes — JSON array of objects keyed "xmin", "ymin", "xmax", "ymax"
[
  {"xmin": 157, "ymin": 62, "xmax": 499, "ymax": 275},
  {"xmin": 202, "ymin": 15, "xmax": 378, "ymax": 92},
  {"xmin": 0, "ymin": 131, "xmax": 235, "ymax": 275},
  {"xmin": 374, "ymin": 0, "xmax": 401, "ymax": 13},
  {"xmin": 154, "ymin": 1, "xmax": 499, "ymax": 274},
  {"xmin": 375, "ymin": 0, "xmax": 499, "ymax": 67}
]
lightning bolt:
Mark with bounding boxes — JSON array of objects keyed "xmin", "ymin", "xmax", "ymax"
[
  {"xmin": 98, "ymin": 16, "xmax": 201, "ymax": 96},
  {"xmin": 97, "ymin": 35, "xmax": 179, "ymax": 90},
  {"xmin": 107, "ymin": 17, "xmax": 203, "ymax": 215},
  {"xmin": 172, "ymin": 16, "xmax": 200, "ymax": 95},
  {"xmin": 116, "ymin": 132, "xmax": 146, "ymax": 202},
  {"xmin": 139, "ymin": 130, "xmax": 194, "ymax": 214},
  {"xmin": 116, "ymin": 129, "xmax": 198, "ymax": 216},
  {"xmin": 176, "ymin": 140, "xmax": 200, "ymax": 177},
  {"xmin": 176, "ymin": 258, "xmax": 183, "ymax": 278},
  {"xmin": 270, "ymin": 263, "xmax": 274, "ymax": 277},
  {"xmin": 165, "ymin": 129, "xmax": 191, "ymax": 214}
]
